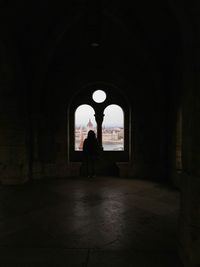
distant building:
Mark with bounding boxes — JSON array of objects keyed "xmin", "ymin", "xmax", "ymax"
[
  {"xmin": 78, "ymin": 127, "xmax": 84, "ymax": 150},
  {"xmin": 75, "ymin": 119, "xmax": 124, "ymax": 151},
  {"xmin": 87, "ymin": 118, "xmax": 93, "ymax": 131}
]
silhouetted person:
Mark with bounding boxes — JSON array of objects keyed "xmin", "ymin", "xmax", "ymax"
[{"xmin": 83, "ymin": 130, "xmax": 100, "ymax": 178}]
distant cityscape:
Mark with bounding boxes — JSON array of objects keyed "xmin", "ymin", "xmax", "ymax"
[{"xmin": 75, "ymin": 119, "xmax": 124, "ymax": 151}]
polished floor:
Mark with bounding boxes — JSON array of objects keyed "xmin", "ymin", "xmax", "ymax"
[{"xmin": 0, "ymin": 176, "xmax": 183, "ymax": 266}]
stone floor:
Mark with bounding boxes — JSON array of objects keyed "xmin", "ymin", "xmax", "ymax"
[{"xmin": 0, "ymin": 176, "xmax": 183, "ymax": 266}]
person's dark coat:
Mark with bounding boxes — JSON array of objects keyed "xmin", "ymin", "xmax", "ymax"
[
  {"xmin": 83, "ymin": 130, "xmax": 100, "ymax": 160},
  {"xmin": 83, "ymin": 130, "xmax": 100, "ymax": 177}
]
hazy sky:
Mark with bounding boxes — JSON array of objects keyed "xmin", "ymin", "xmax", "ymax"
[{"xmin": 75, "ymin": 104, "xmax": 124, "ymax": 127}]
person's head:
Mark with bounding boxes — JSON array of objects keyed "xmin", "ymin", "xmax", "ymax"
[{"xmin": 87, "ymin": 130, "xmax": 96, "ymax": 139}]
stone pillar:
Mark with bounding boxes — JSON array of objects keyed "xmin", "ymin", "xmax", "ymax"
[
  {"xmin": 179, "ymin": 87, "xmax": 200, "ymax": 267},
  {"xmin": 31, "ymin": 114, "xmax": 44, "ymax": 179},
  {"xmin": 94, "ymin": 111, "xmax": 104, "ymax": 149}
]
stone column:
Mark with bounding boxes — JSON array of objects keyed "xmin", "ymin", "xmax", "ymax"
[
  {"xmin": 94, "ymin": 111, "xmax": 104, "ymax": 149},
  {"xmin": 179, "ymin": 87, "xmax": 200, "ymax": 267}
]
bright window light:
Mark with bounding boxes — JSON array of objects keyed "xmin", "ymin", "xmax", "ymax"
[
  {"xmin": 74, "ymin": 104, "xmax": 97, "ymax": 151},
  {"xmin": 92, "ymin": 90, "xmax": 106, "ymax": 103},
  {"xmin": 102, "ymin": 104, "xmax": 124, "ymax": 151}
]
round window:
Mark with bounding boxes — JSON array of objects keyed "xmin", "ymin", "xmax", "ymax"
[{"xmin": 92, "ymin": 90, "xmax": 106, "ymax": 103}]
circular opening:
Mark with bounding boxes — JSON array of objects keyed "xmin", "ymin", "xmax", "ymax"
[{"xmin": 92, "ymin": 90, "xmax": 106, "ymax": 103}]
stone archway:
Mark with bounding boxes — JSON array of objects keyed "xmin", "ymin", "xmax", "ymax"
[{"xmin": 68, "ymin": 82, "xmax": 130, "ymax": 176}]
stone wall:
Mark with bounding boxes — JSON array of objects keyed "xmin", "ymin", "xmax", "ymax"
[{"xmin": 0, "ymin": 43, "xmax": 29, "ymax": 184}]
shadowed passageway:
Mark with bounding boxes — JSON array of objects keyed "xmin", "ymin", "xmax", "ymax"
[
  {"xmin": 0, "ymin": 177, "xmax": 182, "ymax": 266},
  {"xmin": 1, "ymin": 1, "xmax": 200, "ymax": 265}
]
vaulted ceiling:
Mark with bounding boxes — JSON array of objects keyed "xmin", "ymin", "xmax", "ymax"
[{"xmin": 0, "ymin": 0, "xmax": 196, "ymax": 97}]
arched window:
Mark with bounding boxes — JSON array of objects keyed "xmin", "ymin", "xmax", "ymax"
[
  {"xmin": 102, "ymin": 104, "xmax": 124, "ymax": 151},
  {"xmin": 74, "ymin": 104, "xmax": 96, "ymax": 151},
  {"xmin": 69, "ymin": 83, "xmax": 130, "ymax": 162}
]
